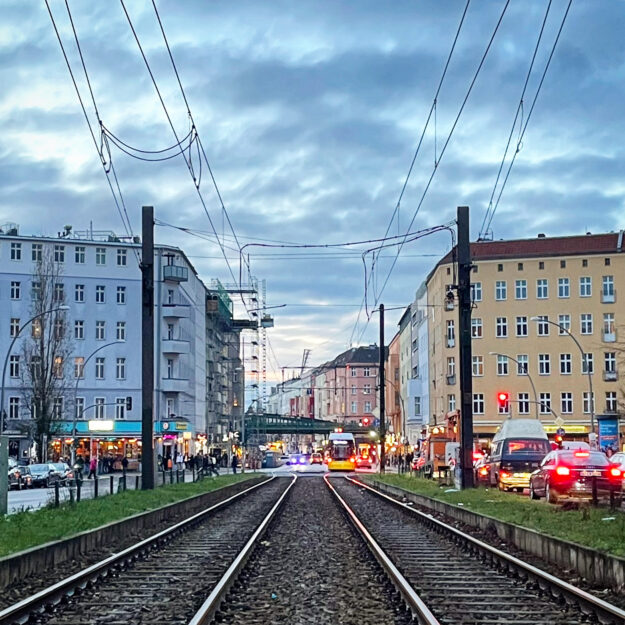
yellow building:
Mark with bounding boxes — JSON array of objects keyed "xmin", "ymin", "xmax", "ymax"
[{"xmin": 427, "ymin": 232, "xmax": 624, "ymax": 439}]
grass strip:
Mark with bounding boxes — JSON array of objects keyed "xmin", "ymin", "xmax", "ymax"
[
  {"xmin": 0, "ymin": 473, "xmax": 260, "ymax": 558},
  {"xmin": 368, "ymin": 474, "xmax": 625, "ymax": 558}
]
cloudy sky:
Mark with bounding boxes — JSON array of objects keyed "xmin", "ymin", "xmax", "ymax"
[{"xmin": 1, "ymin": 1, "xmax": 624, "ymax": 381}]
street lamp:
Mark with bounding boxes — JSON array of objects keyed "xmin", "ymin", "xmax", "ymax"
[
  {"xmin": 0, "ymin": 305, "xmax": 70, "ymax": 515},
  {"xmin": 488, "ymin": 352, "xmax": 539, "ymax": 419},
  {"xmin": 530, "ymin": 316, "xmax": 595, "ymax": 434},
  {"xmin": 71, "ymin": 340, "xmax": 123, "ymax": 464}
]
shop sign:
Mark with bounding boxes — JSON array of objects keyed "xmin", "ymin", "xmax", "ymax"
[
  {"xmin": 88, "ymin": 420, "xmax": 114, "ymax": 432},
  {"xmin": 174, "ymin": 422, "xmax": 188, "ymax": 431}
]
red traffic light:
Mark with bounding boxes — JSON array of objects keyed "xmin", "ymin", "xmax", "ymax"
[
  {"xmin": 497, "ymin": 392, "xmax": 509, "ymax": 402},
  {"xmin": 363, "ymin": 417, "xmax": 370, "ymax": 426}
]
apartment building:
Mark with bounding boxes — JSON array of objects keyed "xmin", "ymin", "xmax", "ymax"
[
  {"xmin": 427, "ymin": 231, "xmax": 625, "ymax": 437},
  {"xmin": 407, "ymin": 282, "xmax": 429, "ymax": 442},
  {"xmin": 0, "ymin": 224, "xmax": 207, "ymax": 460}
]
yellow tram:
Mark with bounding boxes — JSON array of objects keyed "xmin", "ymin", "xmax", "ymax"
[{"xmin": 326, "ymin": 432, "xmax": 356, "ymax": 471}]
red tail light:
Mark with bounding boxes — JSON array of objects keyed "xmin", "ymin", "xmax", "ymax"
[
  {"xmin": 610, "ymin": 467, "xmax": 621, "ymax": 478},
  {"xmin": 350, "ymin": 456, "xmax": 356, "ymax": 463},
  {"xmin": 500, "ymin": 471, "xmax": 509, "ymax": 479},
  {"xmin": 479, "ymin": 467, "xmax": 488, "ymax": 476},
  {"xmin": 574, "ymin": 451, "xmax": 590, "ymax": 458},
  {"xmin": 556, "ymin": 466, "xmax": 570, "ymax": 476}
]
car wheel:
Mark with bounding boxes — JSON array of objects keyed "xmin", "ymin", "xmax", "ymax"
[
  {"xmin": 546, "ymin": 481, "xmax": 558, "ymax": 505},
  {"xmin": 529, "ymin": 483, "xmax": 540, "ymax": 500}
]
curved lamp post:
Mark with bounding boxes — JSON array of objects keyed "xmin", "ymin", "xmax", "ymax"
[
  {"xmin": 530, "ymin": 316, "xmax": 595, "ymax": 434},
  {"xmin": 0, "ymin": 305, "xmax": 69, "ymax": 515},
  {"xmin": 488, "ymin": 352, "xmax": 539, "ymax": 419}
]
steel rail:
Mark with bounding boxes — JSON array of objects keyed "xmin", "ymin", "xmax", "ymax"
[
  {"xmin": 188, "ymin": 474, "xmax": 297, "ymax": 625},
  {"xmin": 324, "ymin": 475, "xmax": 441, "ymax": 625},
  {"xmin": 0, "ymin": 476, "xmax": 276, "ymax": 625},
  {"xmin": 348, "ymin": 476, "xmax": 625, "ymax": 625}
]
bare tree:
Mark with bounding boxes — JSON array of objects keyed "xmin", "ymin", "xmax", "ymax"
[{"xmin": 18, "ymin": 248, "xmax": 73, "ymax": 461}]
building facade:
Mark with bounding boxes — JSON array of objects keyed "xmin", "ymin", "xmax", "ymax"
[
  {"xmin": 427, "ymin": 232, "xmax": 625, "ymax": 439},
  {"xmin": 407, "ymin": 282, "xmax": 429, "ymax": 443}
]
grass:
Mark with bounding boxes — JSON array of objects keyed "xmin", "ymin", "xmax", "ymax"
[
  {"xmin": 0, "ymin": 473, "xmax": 260, "ymax": 558},
  {"xmin": 366, "ymin": 474, "xmax": 625, "ymax": 558}
]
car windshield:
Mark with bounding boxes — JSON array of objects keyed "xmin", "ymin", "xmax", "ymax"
[
  {"xmin": 559, "ymin": 452, "xmax": 609, "ymax": 467},
  {"xmin": 504, "ymin": 439, "xmax": 550, "ymax": 456},
  {"xmin": 52, "ymin": 464, "xmax": 66, "ymax": 470},
  {"xmin": 30, "ymin": 464, "xmax": 49, "ymax": 472}
]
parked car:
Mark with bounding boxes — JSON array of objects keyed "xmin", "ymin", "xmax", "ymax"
[
  {"xmin": 29, "ymin": 463, "xmax": 63, "ymax": 488},
  {"xmin": 51, "ymin": 463, "xmax": 74, "ymax": 485},
  {"xmin": 310, "ymin": 452, "xmax": 323, "ymax": 465},
  {"xmin": 15, "ymin": 466, "xmax": 33, "ymax": 489},
  {"xmin": 529, "ymin": 450, "xmax": 622, "ymax": 504}
]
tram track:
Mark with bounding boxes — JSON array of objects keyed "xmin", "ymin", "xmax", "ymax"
[
  {"xmin": 329, "ymin": 475, "xmax": 625, "ymax": 625},
  {"xmin": 0, "ymin": 476, "xmax": 294, "ymax": 625}
]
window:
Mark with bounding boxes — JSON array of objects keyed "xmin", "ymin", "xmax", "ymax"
[
  {"xmin": 53, "ymin": 356, "xmax": 63, "ymax": 378},
  {"xmin": 75, "ymin": 246, "xmax": 85, "ymax": 264},
  {"xmin": 495, "ymin": 280, "xmax": 507, "ymax": 301},
  {"xmin": 9, "ymin": 355, "xmax": 19, "ymax": 378},
  {"xmin": 167, "ymin": 323, "xmax": 174, "ymax": 340},
  {"xmin": 515, "ymin": 280, "xmax": 527, "ymax": 299},
  {"xmin": 602, "ymin": 276, "xmax": 614, "ymax": 301},
  {"xmin": 114, "ymin": 321, "xmax": 125, "ymax": 342},
  {"xmin": 414, "ymin": 397, "xmax": 421, "ymax": 415},
  {"xmin": 496, "ymin": 355, "xmax": 508, "ymax": 376},
  {"xmin": 448, "ymin": 394, "xmax": 456, "ymax": 412},
  {"xmin": 473, "ymin": 393, "xmax": 484, "ymax": 414},
  {"xmin": 538, "ymin": 354, "xmax": 550, "ymax": 375},
  {"xmin": 516, "ymin": 354, "xmax": 528, "ymax": 375},
  {"xmin": 95, "ymin": 397, "xmax": 105, "ymax": 419},
  {"xmin": 53, "ymin": 318, "xmax": 64, "ymax": 339},
  {"xmin": 53, "ymin": 282, "xmax": 65, "ymax": 302},
  {"xmin": 166, "ymin": 398, "xmax": 175, "ymax": 418},
  {"xmin": 96, "ymin": 247, "xmax": 106, "ymax": 265},
  {"xmin": 363, "ymin": 367, "xmax": 371, "ymax": 377},
  {"xmin": 470, "ymin": 282, "xmax": 482, "ymax": 302},
  {"xmin": 560, "ymin": 353, "xmax": 572, "ymax": 375},
  {"xmin": 536, "ymin": 279, "xmax": 548, "ymax": 299},
  {"xmin": 117, "ymin": 249, "xmax": 127, "ymax": 266},
  {"xmin": 30, "ymin": 356, "xmax": 42, "ymax": 380},
  {"xmin": 606, "ymin": 392, "xmax": 618, "ymax": 412},
  {"xmin": 75, "ymin": 397, "xmax": 85, "ymax": 420},
  {"xmin": 516, "ymin": 316, "xmax": 528, "ymax": 337},
  {"xmin": 116, "ymin": 286, "xmax": 126, "ymax": 304},
  {"xmin": 351, "ymin": 401, "xmax": 357, "ymax": 413},
  {"xmin": 539, "ymin": 261, "xmax": 544, "ymax": 270},
  {"xmin": 10, "ymin": 281, "xmax": 20, "ymax": 300},
  {"xmin": 539, "ymin": 393, "xmax": 551, "ymax": 415},
  {"xmin": 582, "ymin": 353, "xmax": 594, "ymax": 375},
  {"xmin": 74, "ymin": 357, "xmax": 85, "ymax": 379},
  {"xmin": 364, "ymin": 401, "xmax": 372, "ymax": 412},
  {"xmin": 53, "ymin": 397, "xmax": 63, "ymax": 419},
  {"xmin": 558, "ymin": 314, "xmax": 571, "ymax": 334},
  {"xmin": 561, "ymin": 392, "xmax": 573, "ymax": 414},
  {"xmin": 446, "ymin": 320, "xmax": 455, "ymax": 346},
  {"xmin": 471, "ymin": 318, "xmax": 483, "ymax": 338},
  {"xmin": 96, "ymin": 285, "xmax": 105, "ymax": 303},
  {"xmin": 583, "ymin": 392, "xmax": 595, "ymax": 414},
  {"xmin": 536, "ymin": 316, "xmax": 549, "ymax": 336},
  {"xmin": 167, "ymin": 289, "xmax": 174, "ymax": 305},
  {"xmin": 605, "ymin": 352, "xmax": 616, "ymax": 373},
  {"xmin": 10, "ymin": 318, "xmax": 19, "ymax": 338},
  {"xmin": 116, "ymin": 357, "xmax": 126, "ymax": 380},
  {"xmin": 75, "ymin": 284, "xmax": 85, "ymax": 302},
  {"xmin": 557, "ymin": 278, "xmax": 570, "ymax": 298},
  {"xmin": 517, "ymin": 262, "xmax": 523, "ymax": 271},
  {"xmin": 31, "ymin": 243, "xmax": 42, "ymax": 262},
  {"xmin": 350, "ymin": 367, "xmax": 357, "ymax": 377},
  {"xmin": 351, "ymin": 385, "xmax": 356, "ymax": 396},
  {"xmin": 74, "ymin": 320, "xmax": 84, "ymax": 340},
  {"xmin": 604, "ymin": 313, "xmax": 615, "ymax": 337},
  {"xmin": 95, "ymin": 357, "xmax": 105, "ymax": 379},
  {"xmin": 10, "ymin": 242, "xmax": 21, "ymax": 260},
  {"xmin": 579, "ymin": 276, "xmax": 592, "ymax": 297},
  {"xmin": 472, "ymin": 355, "xmax": 484, "ymax": 376},
  {"xmin": 518, "ymin": 393, "xmax": 530, "ymax": 415},
  {"xmin": 95, "ymin": 320, "xmax": 105, "ymax": 340},
  {"xmin": 560, "ymin": 260, "xmax": 566, "ymax": 269},
  {"xmin": 116, "ymin": 398, "xmax": 126, "ymax": 420},
  {"xmin": 497, "ymin": 263, "xmax": 503, "ymax": 272},
  {"xmin": 447, "ymin": 357, "xmax": 456, "ymax": 377},
  {"xmin": 31, "ymin": 319, "xmax": 42, "ymax": 339},
  {"xmin": 580, "ymin": 313, "xmax": 593, "ymax": 335},
  {"xmin": 167, "ymin": 359, "xmax": 174, "ymax": 378},
  {"xmin": 54, "ymin": 244, "xmax": 65, "ymax": 263},
  {"xmin": 31, "ymin": 281, "xmax": 41, "ymax": 301},
  {"xmin": 363, "ymin": 384, "xmax": 371, "ymax": 394},
  {"xmin": 496, "ymin": 317, "xmax": 508, "ymax": 338}
]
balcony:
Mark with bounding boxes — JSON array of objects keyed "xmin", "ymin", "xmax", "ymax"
[
  {"xmin": 602, "ymin": 290, "xmax": 616, "ymax": 304},
  {"xmin": 162, "ymin": 304, "xmax": 189, "ymax": 319},
  {"xmin": 603, "ymin": 370, "xmax": 618, "ymax": 382},
  {"xmin": 603, "ymin": 331, "xmax": 616, "ymax": 343},
  {"xmin": 161, "ymin": 377, "xmax": 189, "ymax": 393},
  {"xmin": 163, "ymin": 264, "xmax": 188, "ymax": 283},
  {"xmin": 162, "ymin": 339, "xmax": 190, "ymax": 355},
  {"xmin": 446, "ymin": 338, "xmax": 455, "ymax": 348},
  {"xmin": 446, "ymin": 374, "xmax": 456, "ymax": 385}
]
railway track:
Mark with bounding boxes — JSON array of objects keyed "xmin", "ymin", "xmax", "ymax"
[
  {"xmin": 328, "ymin": 475, "xmax": 625, "ymax": 625},
  {"xmin": 0, "ymin": 476, "xmax": 294, "ymax": 625}
]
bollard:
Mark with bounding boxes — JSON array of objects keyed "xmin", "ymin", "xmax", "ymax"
[
  {"xmin": 77, "ymin": 479, "xmax": 81, "ymax": 502},
  {"xmin": 94, "ymin": 477, "xmax": 99, "ymax": 498},
  {"xmin": 182, "ymin": 469, "xmax": 185, "ymax": 483},
  {"xmin": 176, "ymin": 469, "xmax": 179, "ymax": 484},
  {"xmin": 110, "ymin": 474, "xmax": 114, "ymax": 495},
  {"xmin": 592, "ymin": 476, "xmax": 598, "ymax": 507},
  {"xmin": 610, "ymin": 485, "xmax": 615, "ymax": 509},
  {"xmin": 69, "ymin": 487, "xmax": 75, "ymax": 504},
  {"xmin": 122, "ymin": 468, "xmax": 127, "ymax": 491},
  {"xmin": 170, "ymin": 470, "xmax": 174, "ymax": 485},
  {"xmin": 192, "ymin": 466, "xmax": 196, "ymax": 482},
  {"xmin": 135, "ymin": 475, "xmax": 140, "ymax": 490},
  {"xmin": 54, "ymin": 482, "xmax": 60, "ymax": 508}
]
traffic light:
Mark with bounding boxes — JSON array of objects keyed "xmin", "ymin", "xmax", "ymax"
[
  {"xmin": 497, "ymin": 391, "xmax": 509, "ymax": 412},
  {"xmin": 363, "ymin": 417, "xmax": 370, "ymax": 426},
  {"xmin": 554, "ymin": 434, "xmax": 563, "ymax": 449},
  {"xmin": 126, "ymin": 396, "xmax": 132, "ymax": 411}
]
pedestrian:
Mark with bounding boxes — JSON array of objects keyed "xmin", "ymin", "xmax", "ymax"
[
  {"xmin": 231, "ymin": 454, "xmax": 238, "ymax": 475},
  {"xmin": 209, "ymin": 453, "xmax": 220, "ymax": 477},
  {"xmin": 121, "ymin": 456, "xmax": 129, "ymax": 471},
  {"xmin": 88, "ymin": 456, "xmax": 97, "ymax": 479}
]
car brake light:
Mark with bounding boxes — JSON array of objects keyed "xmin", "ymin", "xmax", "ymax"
[
  {"xmin": 610, "ymin": 467, "xmax": 621, "ymax": 478},
  {"xmin": 479, "ymin": 467, "xmax": 488, "ymax": 476},
  {"xmin": 556, "ymin": 466, "xmax": 570, "ymax": 476},
  {"xmin": 574, "ymin": 451, "xmax": 590, "ymax": 458},
  {"xmin": 500, "ymin": 471, "xmax": 509, "ymax": 479},
  {"xmin": 350, "ymin": 456, "xmax": 356, "ymax": 462}
]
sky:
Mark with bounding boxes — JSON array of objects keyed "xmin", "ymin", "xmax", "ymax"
[{"xmin": 1, "ymin": 0, "xmax": 624, "ymax": 383}]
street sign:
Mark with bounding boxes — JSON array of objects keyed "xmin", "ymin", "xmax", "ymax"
[
  {"xmin": 554, "ymin": 416, "xmax": 565, "ymax": 427},
  {"xmin": 556, "ymin": 427, "xmax": 565, "ymax": 436}
]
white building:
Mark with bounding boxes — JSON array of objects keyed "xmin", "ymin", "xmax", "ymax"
[{"xmin": 407, "ymin": 282, "xmax": 429, "ymax": 443}]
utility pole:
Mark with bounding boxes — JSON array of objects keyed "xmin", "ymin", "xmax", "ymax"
[
  {"xmin": 141, "ymin": 206, "xmax": 155, "ymax": 489},
  {"xmin": 457, "ymin": 206, "xmax": 474, "ymax": 489},
  {"xmin": 379, "ymin": 303, "xmax": 386, "ymax": 474}
]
